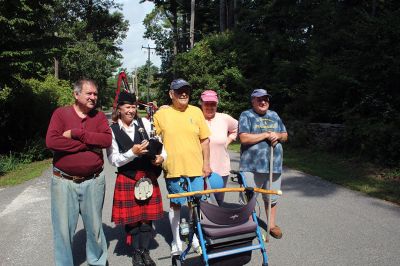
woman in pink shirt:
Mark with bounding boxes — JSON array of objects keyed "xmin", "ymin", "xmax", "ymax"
[{"xmin": 200, "ymin": 90, "xmax": 238, "ymax": 205}]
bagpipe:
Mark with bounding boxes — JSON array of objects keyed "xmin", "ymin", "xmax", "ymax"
[{"xmin": 114, "ymin": 71, "xmax": 163, "ymax": 161}]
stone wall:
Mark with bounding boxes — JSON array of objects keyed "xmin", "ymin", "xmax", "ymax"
[{"xmin": 287, "ymin": 122, "xmax": 345, "ymax": 150}]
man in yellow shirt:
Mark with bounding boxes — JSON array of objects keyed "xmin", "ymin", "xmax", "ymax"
[{"xmin": 154, "ymin": 78, "xmax": 211, "ymax": 256}]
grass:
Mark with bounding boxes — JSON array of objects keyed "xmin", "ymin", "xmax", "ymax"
[
  {"xmin": 0, "ymin": 159, "xmax": 52, "ymax": 187},
  {"xmin": 229, "ymin": 142, "xmax": 400, "ymax": 204}
]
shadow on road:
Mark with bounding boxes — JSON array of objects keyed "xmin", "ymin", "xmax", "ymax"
[
  {"xmin": 72, "ymin": 223, "xmax": 128, "ymax": 265},
  {"xmin": 72, "ymin": 218, "xmax": 170, "ymax": 265},
  {"xmin": 282, "ymin": 169, "xmax": 338, "ymax": 198},
  {"xmin": 154, "ymin": 211, "xmax": 173, "ymax": 247},
  {"xmin": 229, "ymin": 151, "xmax": 340, "ymax": 199}
]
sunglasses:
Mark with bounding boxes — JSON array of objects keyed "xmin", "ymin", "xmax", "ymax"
[
  {"xmin": 173, "ymin": 88, "xmax": 191, "ymax": 95},
  {"xmin": 256, "ymin": 97, "xmax": 270, "ymax": 103}
]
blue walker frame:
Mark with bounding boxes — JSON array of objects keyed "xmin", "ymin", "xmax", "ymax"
[{"xmin": 172, "ymin": 172, "xmax": 270, "ymax": 266}]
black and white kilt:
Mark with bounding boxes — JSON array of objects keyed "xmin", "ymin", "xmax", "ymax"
[{"xmin": 111, "ymin": 171, "xmax": 163, "ymax": 225}]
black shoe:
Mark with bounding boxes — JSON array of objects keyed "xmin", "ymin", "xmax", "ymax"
[
  {"xmin": 132, "ymin": 249, "xmax": 145, "ymax": 266},
  {"xmin": 141, "ymin": 249, "xmax": 156, "ymax": 266}
]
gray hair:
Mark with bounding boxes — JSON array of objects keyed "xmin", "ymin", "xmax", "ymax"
[{"xmin": 73, "ymin": 79, "xmax": 97, "ymax": 94}]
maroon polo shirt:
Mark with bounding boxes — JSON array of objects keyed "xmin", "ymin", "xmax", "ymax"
[{"xmin": 46, "ymin": 106, "xmax": 112, "ymax": 176}]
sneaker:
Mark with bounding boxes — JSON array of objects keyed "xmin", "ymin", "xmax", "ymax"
[
  {"xmin": 270, "ymin": 225, "xmax": 283, "ymax": 239},
  {"xmin": 170, "ymin": 241, "xmax": 183, "ymax": 256},
  {"xmin": 140, "ymin": 249, "xmax": 156, "ymax": 266},
  {"xmin": 191, "ymin": 242, "xmax": 202, "ymax": 255},
  {"xmin": 191, "ymin": 235, "xmax": 202, "ymax": 255}
]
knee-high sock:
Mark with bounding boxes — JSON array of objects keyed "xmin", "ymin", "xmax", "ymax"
[
  {"xmin": 169, "ymin": 207, "xmax": 181, "ymax": 245},
  {"xmin": 126, "ymin": 224, "xmax": 140, "ymax": 249},
  {"xmin": 139, "ymin": 222, "xmax": 153, "ymax": 250}
]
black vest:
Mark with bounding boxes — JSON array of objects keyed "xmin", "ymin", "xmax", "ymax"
[{"xmin": 111, "ymin": 121, "xmax": 160, "ymax": 178}]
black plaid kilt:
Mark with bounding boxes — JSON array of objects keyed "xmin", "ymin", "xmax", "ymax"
[{"xmin": 112, "ymin": 171, "xmax": 163, "ymax": 225}]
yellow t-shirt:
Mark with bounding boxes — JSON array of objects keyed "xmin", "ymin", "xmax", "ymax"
[{"xmin": 154, "ymin": 105, "xmax": 210, "ymax": 178}]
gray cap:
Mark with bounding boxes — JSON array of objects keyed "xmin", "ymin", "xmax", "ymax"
[
  {"xmin": 170, "ymin": 79, "xmax": 191, "ymax": 90},
  {"xmin": 251, "ymin": 88, "xmax": 272, "ymax": 98}
]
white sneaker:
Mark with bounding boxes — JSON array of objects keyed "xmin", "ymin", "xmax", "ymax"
[
  {"xmin": 191, "ymin": 242, "xmax": 202, "ymax": 255},
  {"xmin": 171, "ymin": 241, "xmax": 183, "ymax": 256},
  {"xmin": 191, "ymin": 235, "xmax": 202, "ymax": 255}
]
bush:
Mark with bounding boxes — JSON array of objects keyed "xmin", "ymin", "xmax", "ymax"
[
  {"xmin": 344, "ymin": 117, "xmax": 400, "ymax": 167},
  {"xmin": 0, "ymin": 153, "xmax": 20, "ymax": 176},
  {"xmin": 0, "ymin": 75, "xmax": 73, "ymax": 157},
  {"xmin": 0, "ymin": 138, "xmax": 51, "ymax": 176}
]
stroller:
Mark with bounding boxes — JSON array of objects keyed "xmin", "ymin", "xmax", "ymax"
[{"xmin": 168, "ymin": 171, "xmax": 282, "ymax": 266}]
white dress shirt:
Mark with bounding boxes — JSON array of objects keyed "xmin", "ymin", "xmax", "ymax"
[{"xmin": 106, "ymin": 117, "xmax": 166, "ymax": 167}]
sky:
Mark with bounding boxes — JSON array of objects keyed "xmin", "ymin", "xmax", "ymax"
[{"xmin": 117, "ymin": 0, "xmax": 161, "ymax": 71}]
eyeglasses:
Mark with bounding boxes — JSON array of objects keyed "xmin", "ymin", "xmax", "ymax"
[{"xmin": 256, "ymin": 97, "xmax": 269, "ymax": 103}]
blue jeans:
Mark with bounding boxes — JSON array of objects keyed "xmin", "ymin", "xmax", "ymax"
[{"xmin": 51, "ymin": 170, "xmax": 107, "ymax": 266}]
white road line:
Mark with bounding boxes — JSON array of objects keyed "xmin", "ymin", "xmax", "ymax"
[{"xmin": 0, "ymin": 186, "xmax": 48, "ymax": 217}]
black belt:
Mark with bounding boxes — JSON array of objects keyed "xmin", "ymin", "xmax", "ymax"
[{"xmin": 53, "ymin": 169, "xmax": 102, "ymax": 183}]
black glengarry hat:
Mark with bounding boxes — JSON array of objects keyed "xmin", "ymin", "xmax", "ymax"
[{"xmin": 117, "ymin": 91, "xmax": 136, "ymax": 105}]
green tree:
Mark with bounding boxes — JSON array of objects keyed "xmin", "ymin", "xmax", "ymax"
[
  {"xmin": 141, "ymin": 0, "xmax": 400, "ymax": 165},
  {"xmin": 60, "ymin": 36, "xmax": 121, "ymax": 107},
  {"xmin": 142, "ymin": 0, "xmax": 220, "ymax": 73},
  {"xmin": 54, "ymin": 0, "xmax": 128, "ymax": 100},
  {"xmin": 135, "ymin": 62, "xmax": 160, "ymax": 103},
  {"xmin": 0, "ymin": 75, "xmax": 72, "ymax": 153},
  {"xmin": 171, "ymin": 32, "xmax": 247, "ymax": 117},
  {"xmin": 0, "ymin": 0, "xmax": 130, "ymax": 158},
  {"xmin": 0, "ymin": 0, "xmax": 59, "ymax": 87}
]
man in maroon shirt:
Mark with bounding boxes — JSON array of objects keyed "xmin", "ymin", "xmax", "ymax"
[{"xmin": 46, "ymin": 79, "xmax": 112, "ymax": 266}]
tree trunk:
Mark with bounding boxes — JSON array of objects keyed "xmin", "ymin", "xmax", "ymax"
[
  {"xmin": 233, "ymin": 0, "xmax": 238, "ymax": 28},
  {"xmin": 227, "ymin": 0, "xmax": 234, "ymax": 30},
  {"xmin": 172, "ymin": 0, "xmax": 178, "ymax": 55},
  {"xmin": 190, "ymin": 0, "xmax": 195, "ymax": 48},
  {"xmin": 54, "ymin": 57, "xmax": 59, "ymax": 79},
  {"xmin": 219, "ymin": 0, "xmax": 226, "ymax": 32}
]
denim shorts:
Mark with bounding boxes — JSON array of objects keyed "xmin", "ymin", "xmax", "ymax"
[{"xmin": 166, "ymin": 176, "xmax": 204, "ymax": 205}]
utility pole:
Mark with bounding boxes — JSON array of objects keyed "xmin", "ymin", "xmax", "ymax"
[
  {"xmin": 132, "ymin": 68, "xmax": 138, "ymax": 97},
  {"xmin": 190, "ymin": 0, "xmax": 195, "ymax": 48},
  {"xmin": 141, "ymin": 44, "xmax": 156, "ymax": 103}
]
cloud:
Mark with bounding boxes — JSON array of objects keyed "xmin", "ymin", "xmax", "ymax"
[{"xmin": 117, "ymin": 0, "xmax": 161, "ymax": 71}]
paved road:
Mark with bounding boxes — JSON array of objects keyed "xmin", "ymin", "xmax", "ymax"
[{"xmin": 1, "ymin": 151, "xmax": 399, "ymax": 266}]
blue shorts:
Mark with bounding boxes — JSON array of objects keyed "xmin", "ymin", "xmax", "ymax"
[{"xmin": 166, "ymin": 176, "xmax": 204, "ymax": 205}]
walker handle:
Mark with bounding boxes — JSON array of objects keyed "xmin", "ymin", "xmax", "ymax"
[{"xmin": 167, "ymin": 187, "xmax": 282, "ymax": 199}]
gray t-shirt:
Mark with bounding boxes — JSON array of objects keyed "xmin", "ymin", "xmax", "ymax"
[{"xmin": 239, "ymin": 109, "xmax": 287, "ymax": 173}]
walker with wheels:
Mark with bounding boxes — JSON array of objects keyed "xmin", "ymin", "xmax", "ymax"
[{"xmin": 168, "ymin": 173, "xmax": 282, "ymax": 266}]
